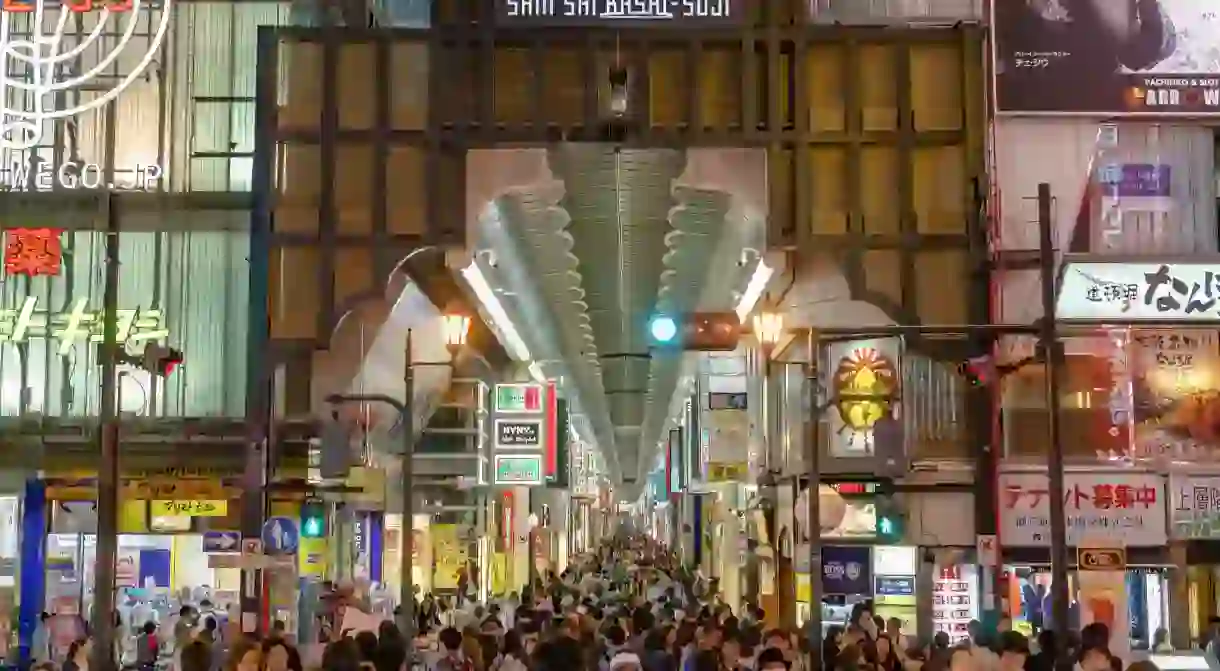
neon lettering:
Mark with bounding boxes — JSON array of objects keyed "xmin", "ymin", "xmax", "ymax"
[
  {"xmin": 0, "ymin": 296, "xmax": 170, "ymax": 354},
  {"xmin": 0, "ymin": 0, "xmax": 172, "ymax": 149}
]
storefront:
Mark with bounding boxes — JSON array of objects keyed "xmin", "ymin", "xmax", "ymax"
[
  {"xmin": 997, "ymin": 468, "xmax": 1170, "ymax": 643},
  {"xmin": 1166, "ymin": 473, "xmax": 1220, "ymax": 643}
]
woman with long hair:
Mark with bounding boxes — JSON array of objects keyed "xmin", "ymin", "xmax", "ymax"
[
  {"xmin": 497, "ymin": 631, "xmax": 530, "ymax": 671},
  {"xmin": 226, "ymin": 637, "xmax": 263, "ymax": 671},
  {"xmin": 263, "ymin": 638, "xmax": 303, "ymax": 671},
  {"xmin": 63, "ymin": 638, "xmax": 91, "ymax": 671}
]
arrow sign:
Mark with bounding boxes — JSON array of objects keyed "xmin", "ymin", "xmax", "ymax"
[{"xmin": 202, "ymin": 531, "xmax": 241, "ymax": 553}]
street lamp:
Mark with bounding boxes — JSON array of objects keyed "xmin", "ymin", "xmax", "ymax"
[
  {"xmin": 752, "ymin": 309, "xmax": 789, "ymax": 627},
  {"xmin": 526, "ymin": 513, "xmax": 540, "ymax": 593},
  {"xmin": 753, "ymin": 311, "xmax": 785, "ymax": 356},
  {"xmin": 443, "ymin": 312, "xmax": 471, "ymax": 355},
  {"xmin": 325, "ymin": 309, "xmax": 467, "ymax": 643}
]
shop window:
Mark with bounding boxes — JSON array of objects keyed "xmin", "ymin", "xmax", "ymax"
[{"xmin": 1004, "ymin": 330, "xmax": 1220, "ymax": 461}]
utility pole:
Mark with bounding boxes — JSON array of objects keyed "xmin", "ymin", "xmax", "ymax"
[
  {"xmin": 804, "ymin": 352, "xmax": 822, "ymax": 671},
  {"xmin": 801, "ymin": 185, "xmax": 1065, "ymax": 666},
  {"xmin": 323, "ymin": 328, "xmax": 417, "ymax": 642},
  {"xmin": 400, "ymin": 329, "xmax": 415, "ymax": 641},
  {"xmin": 1038, "ymin": 183, "xmax": 1070, "ymax": 665},
  {"xmin": 90, "ymin": 191, "xmax": 120, "ymax": 671}
]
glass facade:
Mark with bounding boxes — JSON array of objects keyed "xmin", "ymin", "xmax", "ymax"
[{"xmin": 0, "ymin": 228, "xmax": 249, "ymax": 418}]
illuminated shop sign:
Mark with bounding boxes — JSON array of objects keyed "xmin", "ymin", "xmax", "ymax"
[
  {"xmin": 0, "ymin": 0, "xmax": 172, "ymax": 150},
  {"xmin": 1058, "ymin": 261, "xmax": 1220, "ymax": 321},
  {"xmin": 0, "ymin": 296, "xmax": 169, "ymax": 354},
  {"xmin": 497, "ymin": 0, "xmax": 741, "ymax": 25}
]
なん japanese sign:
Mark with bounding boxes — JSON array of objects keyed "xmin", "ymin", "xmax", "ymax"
[
  {"xmin": 998, "ymin": 471, "xmax": 1167, "ymax": 546},
  {"xmin": 1058, "ymin": 261, "xmax": 1220, "ymax": 322}
]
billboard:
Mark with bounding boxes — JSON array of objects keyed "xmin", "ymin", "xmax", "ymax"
[{"xmin": 992, "ymin": 0, "xmax": 1220, "ymax": 115}]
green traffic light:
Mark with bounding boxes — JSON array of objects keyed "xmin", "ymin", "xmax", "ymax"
[{"xmin": 302, "ymin": 516, "xmax": 323, "ymax": 538}]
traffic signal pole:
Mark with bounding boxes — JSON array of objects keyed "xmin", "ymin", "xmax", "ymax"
[
  {"xmin": 1038, "ymin": 183, "xmax": 1070, "ymax": 667},
  {"xmin": 91, "ymin": 192, "xmax": 121, "ymax": 671},
  {"xmin": 801, "ymin": 183, "xmax": 1065, "ymax": 664}
]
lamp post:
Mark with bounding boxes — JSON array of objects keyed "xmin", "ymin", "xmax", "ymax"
[
  {"xmin": 527, "ymin": 512, "xmax": 540, "ymax": 591},
  {"xmin": 752, "ymin": 310, "xmax": 787, "ymax": 626},
  {"xmin": 325, "ymin": 311, "xmax": 469, "ymax": 643}
]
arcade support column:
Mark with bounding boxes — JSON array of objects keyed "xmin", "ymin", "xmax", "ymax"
[{"xmin": 18, "ymin": 479, "xmax": 47, "ymax": 667}]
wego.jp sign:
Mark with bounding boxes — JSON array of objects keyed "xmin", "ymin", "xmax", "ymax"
[{"xmin": 0, "ymin": 0, "xmax": 171, "ymax": 150}]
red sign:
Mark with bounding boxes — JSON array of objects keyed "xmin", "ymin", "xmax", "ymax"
[
  {"xmin": 4, "ymin": 228, "xmax": 63, "ymax": 276},
  {"xmin": 1003, "ymin": 482, "xmax": 1159, "ymax": 511},
  {"xmin": 544, "ymin": 380, "xmax": 557, "ymax": 478},
  {"xmin": 2, "ymin": 0, "xmax": 133, "ymax": 12}
]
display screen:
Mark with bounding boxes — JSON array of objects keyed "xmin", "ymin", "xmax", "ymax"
[{"xmin": 497, "ymin": 0, "xmax": 742, "ymax": 26}]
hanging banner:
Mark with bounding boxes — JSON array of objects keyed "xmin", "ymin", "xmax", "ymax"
[{"xmin": 991, "ymin": 0, "xmax": 1215, "ymax": 116}]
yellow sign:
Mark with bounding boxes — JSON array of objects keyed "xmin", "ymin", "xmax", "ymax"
[
  {"xmin": 299, "ymin": 537, "xmax": 327, "ymax": 578},
  {"xmin": 706, "ymin": 462, "xmax": 748, "ymax": 483},
  {"xmin": 150, "ymin": 500, "xmax": 227, "ymax": 517}
]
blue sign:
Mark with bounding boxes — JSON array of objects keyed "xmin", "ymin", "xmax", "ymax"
[
  {"xmin": 202, "ymin": 531, "xmax": 241, "ymax": 554},
  {"xmin": 875, "ymin": 576, "xmax": 915, "ymax": 597},
  {"xmin": 262, "ymin": 517, "xmax": 300, "ymax": 555},
  {"xmin": 821, "ymin": 546, "xmax": 872, "ymax": 595}
]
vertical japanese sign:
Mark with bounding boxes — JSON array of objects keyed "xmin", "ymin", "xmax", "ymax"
[
  {"xmin": 998, "ymin": 471, "xmax": 1166, "ymax": 546},
  {"xmin": 823, "ymin": 337, "xmax": 902, "ymax": 458}
]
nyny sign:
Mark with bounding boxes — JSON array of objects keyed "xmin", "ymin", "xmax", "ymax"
[{"xmin": 495, "ymin": 419, "xmax": 542, "ymax": 449}]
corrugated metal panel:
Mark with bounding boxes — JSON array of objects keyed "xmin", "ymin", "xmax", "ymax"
[
  {"xmin": 994, "ymin": 119, "xmax": 1217, "ymax": 324},
  {"xmin": 169, "ymin": 2, "xmax": 291, "ymax": 191},
  {"xmin": 808, "ymin": 0, "xmax": 984, "ymax": 25},
  {"xmin": 0, "ymin": 215, "xmax": 248, "ymax": 418}
]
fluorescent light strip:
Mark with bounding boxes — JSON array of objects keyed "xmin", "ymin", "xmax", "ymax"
[
  {"xmin": 734, "ymin": 259, "xmax": 775, "ymax": 321},
  {"xmin": 460, "ymin": 263, "xmax": 533, "ymax": 362},
  {"xmin": 528, "ymin": 362, "xmax": 546, "ymax": 383}
]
